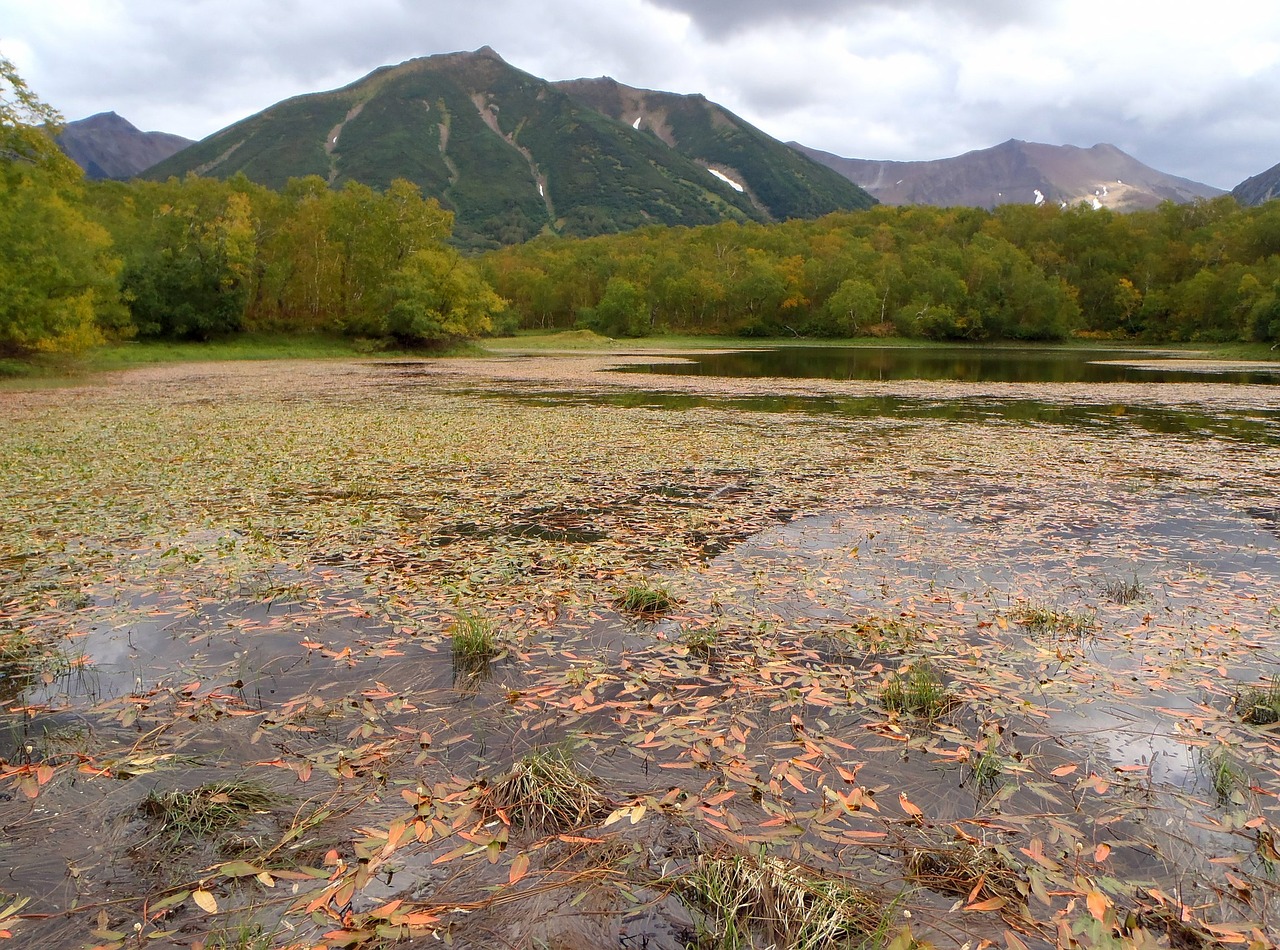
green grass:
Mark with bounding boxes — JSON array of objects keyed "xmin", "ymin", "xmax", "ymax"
[
  {"xmin": 616, "ymin": 581, "xmax": 675, "ymax": 617},
  {"xmin": 681, "ymin": 625, "xmax": 721, "ymax": 658},
  {"xmin": 0, "ymin": 628, "xmax": 36, "ymax": 666},
  {"xmin": 881, "ymin": 662, "xmax": 952, "ymax": 720},
  {"xmin": 450, "ymin": 611, "xmax": 500, "ymax": 669},
  {"xmin": 967, "ymin": 746, "xmax": 1004, "ymax": 791},
  {"xmin": 1204, "ymin": 745, "xmax": 1246, "ymax": 804}
]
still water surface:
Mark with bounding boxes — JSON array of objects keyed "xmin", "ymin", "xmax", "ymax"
[{"xmin": 615, "ymin": 345, "xmax": 1280, "ymax": 384}]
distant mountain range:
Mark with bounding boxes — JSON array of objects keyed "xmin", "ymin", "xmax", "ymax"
[
  {"xmin": 57, "ymin": 112, "xmax": 191, "ymax": 180},
  {"xmin": 791, "ymin": 139, "xmax": 1224, "ymax": 211},
  {"xmin": 139, "ymin": 47, "xmax": 873, "ymax": 248},
  {"xmin": 58, "ymin": 48, "xmax": 1280, "ymax": 235}
]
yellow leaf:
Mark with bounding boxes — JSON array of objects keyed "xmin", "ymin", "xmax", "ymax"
[{"xmin": 192, "ymin": 889, "xmax": 218, "ymax": 914}]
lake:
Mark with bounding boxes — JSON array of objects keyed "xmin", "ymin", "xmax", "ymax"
[{"xmin": 614, "ymin": 344, "xmax": 1280, "ymax": 384}]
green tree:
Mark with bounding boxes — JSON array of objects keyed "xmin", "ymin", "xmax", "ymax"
[
  {"xmin": 0, "ymin": 57, "xmax": 120, "ymax": 356},
  {"xmin": 577, "ymin": 277, "xmax": 649, "ymax": 337},
  {"xmin": 120, "ymin": 178, "xmax": 257, "ymax": 339},
  {"xmin": 385, "ymin": 247, "xmax": 506, "ymax": 346}
]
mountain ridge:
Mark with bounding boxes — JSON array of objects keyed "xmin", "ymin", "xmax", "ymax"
[
  {"xmin": 792, "ymin": 138, "xmax": 1223, "ymax": 211},
  {"xmin": 1232, "ymin": 160, "xmax": 1280, "ymax": 206}
]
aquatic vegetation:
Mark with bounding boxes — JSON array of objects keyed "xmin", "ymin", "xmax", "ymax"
[
  {"xmin": 1238, "ymin": 676, "xmax": 1280, "ymax": 725},
  {"xmin": 139, "ymin": 780, "xmax": 283, "ymax": 851},
  {"xmin": 671, "ymin": 848, "xmax": 886, "ymax": 950},
  {"xmin": 881, "ymin": 661, "xmax": 952, "ymax": 720},
  {"xmin": 480, "ymin": 749, "xmax": 606, "ymax": 839},
  {"xmin": 1, "ymin": 357, "xmax": 1279, "ymax": 949},
  {"xmin": 449, "ymin": 610, "xmax": 500, "ymax": 662},
  {"xmin": 616, "ymin": 580, "xmax": 675, "ymax": 616},
  {"xmin": 1010, "ymin": 603, "xmax": 1095, "ymax": 638},
  {"xmin": 1102, "ymin": 575, "xmax": 1147, "ymax": 605}
]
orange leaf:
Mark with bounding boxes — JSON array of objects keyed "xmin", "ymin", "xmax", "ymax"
[
  {"xmin": 1094, "ymin": 843, "xmax": 1111, "ymax": 862},
  {"xmin": 898, "ymin": 792, "xmax": 923, "ymax": 818},
  {"xmin": 1086, "ymin": 890, "xmax": 1109, "ymax": 922},
  {"xmin": 966, "ymin": 896, "xmax": 1007, "ymax": 912},
  {"xmin": 509, "ymin": 852, "xmax": 530, "ymax": 886}
]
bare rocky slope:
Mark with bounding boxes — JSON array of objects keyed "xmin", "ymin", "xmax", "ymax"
[
  {"xmin": 792, "ymin": 138, "xmax": 1223, "ymax": 211},
  {"xmin": 1232, "ymin": 160, "xmax": 1280, "ymax": 206}
]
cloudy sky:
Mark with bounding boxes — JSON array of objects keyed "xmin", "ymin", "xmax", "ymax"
[{"xmin": 3, "ymin": 0, "xmax": 1279, "ymax": 190}]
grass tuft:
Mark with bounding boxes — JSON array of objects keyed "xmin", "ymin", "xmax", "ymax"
[
  {"xmin": 482, "ymin": 749, "xmax": 607, "ymax": 839},
  {"xmin": 616, "ymin": 581, "xmax": 675, "ymax": 617},
  {"xmin": 450, "ymin": 611, "xmax": 499, "ymax": 662},
  {"xmin": 0, "ymin": 628, "xmax": 36, "ymax": 666},
  {"xmin": 1102, "ymin": 575, "xmax": 1147, "ymax": 605},
  {"xmin": 140, "ymin": 780, "xmax": 282, "ymax": 849},
  {"xmin": 1204, "ymin": 744, "xmax": 1246, "ymax": 804},
  {"xmin": 681, "ymin": 625, "xmax": 721, "ymax": 658},
  {"xmin": 966, "ymin": 746, "xmax": 1004, "ymax": 792},
  {"xmin": 671, "ymin": 849, "xmax": 886, "ymax": 950},
  {"xmin": 904, "ymin": 841, "xmax": 1025, "ymax": 906},
  {"xmin": 881, "ymin": 662, "xmax": 952, "ymax": 720},
  {"xmin": 1237, "ymin": 675, "xmax": 1280, "ymax": 725},
  {"xmin": 1010, "ymin": 604, "xmax": 1095, "ymax": 638}
]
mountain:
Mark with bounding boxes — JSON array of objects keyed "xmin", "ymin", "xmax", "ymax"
[
  {"xmin": 792, "ymin": 139, "xmax": 1224, "ymax": 211},
  {"xmin": 144, "ymin": 48, "xmax": 875, "ymax": 248},
  {"xmin": 553, "ymin": 76, "xmax": 874, "ymax": 222},
  {"xmin": 57, "ymin": 112, "xmax": 192, "ymax": 180},
  {"xmin": 1231, "ymin": 161, "xmax": 1280, "ymax": 206}
]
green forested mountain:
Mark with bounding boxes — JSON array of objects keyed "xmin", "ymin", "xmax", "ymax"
[
  {"xmin": 553, "ymin": 77, "xmax": 875, "ymax": 222},
  {"xmin": 143, "ymin": 48, "xmax": 874, "ymax": 249}
]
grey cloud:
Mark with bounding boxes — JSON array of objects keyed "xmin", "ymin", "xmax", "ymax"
[{"xmin": 644, "ymin": 0, "xmax": 1032, "ymax": 35}]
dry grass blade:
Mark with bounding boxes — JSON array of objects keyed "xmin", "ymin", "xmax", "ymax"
[
  {"xmin": 140, "ymin": 780, "xmax": 283, "ymax": 849},
  {"xmin": 672, "ymin": 849, "xmax": 886, "ymax": 950},
  {"xmin": 482, "ymin": 750, "xmax": 608, "ymax": 839},
  {"xmin": 904, "ymin": 842, "xmax": 1025, "ymax": 906}
]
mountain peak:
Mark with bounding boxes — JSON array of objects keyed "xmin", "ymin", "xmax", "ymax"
[{"xmin": 58, "ymin": 112, "xmax": 192, "ymax": 180}]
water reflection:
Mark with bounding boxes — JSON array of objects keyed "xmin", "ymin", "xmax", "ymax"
[
  {"xmin": 615, "ymin": 346, "xmax": 1280, "ymax": 385},
  {"xmin": 476, "ymin": 388, "xmax": 1280, "ymax": 446}
]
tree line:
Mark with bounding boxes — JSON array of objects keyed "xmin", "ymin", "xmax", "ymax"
[
  {"xmin": 4, "ymin": 58, "xmax": 1280, "ymax": 360},
  {"xmin": 481, "ymin": 199, "xmax": 1280, "ymax": 344}
]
